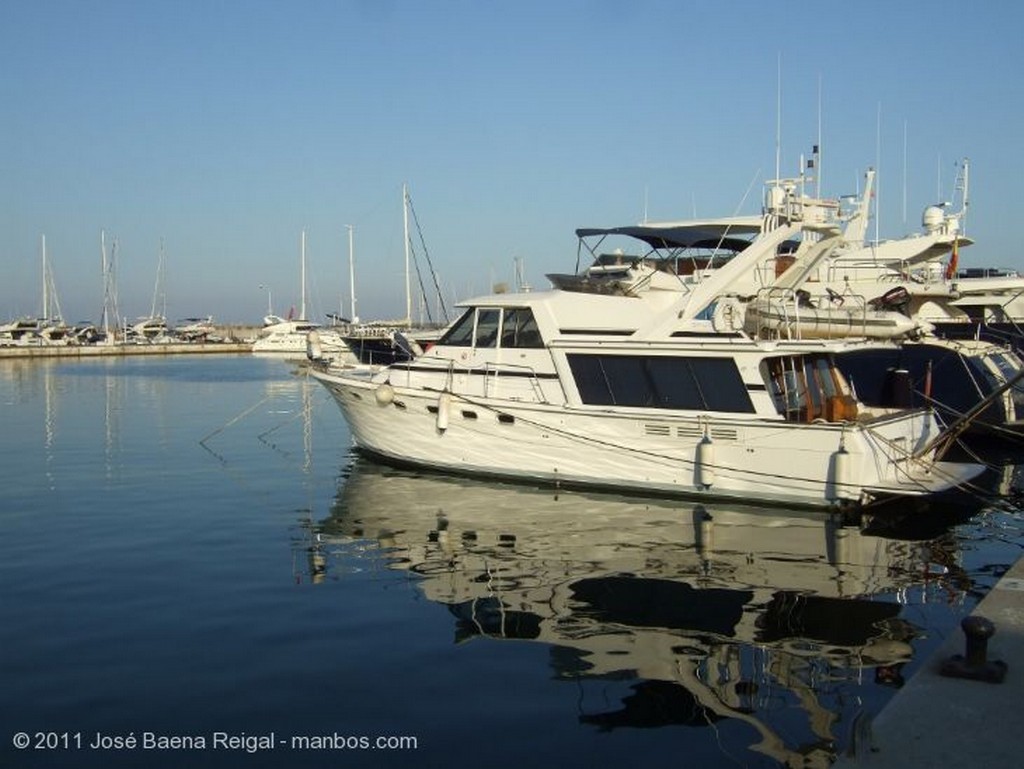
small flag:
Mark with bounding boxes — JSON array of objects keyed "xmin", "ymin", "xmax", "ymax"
[{"xmin": 944, "ymin": 239, "xmax": 960, "ymax": 280}]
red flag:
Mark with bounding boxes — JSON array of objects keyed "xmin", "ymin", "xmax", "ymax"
[{"xmin": 944, "ymin": 239, "xmax": 959, "ymax": 281}]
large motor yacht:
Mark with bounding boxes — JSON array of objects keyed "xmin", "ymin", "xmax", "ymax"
[{"xmin": 310, "ymin": 182, "xmax": 984, "ymax": 508}]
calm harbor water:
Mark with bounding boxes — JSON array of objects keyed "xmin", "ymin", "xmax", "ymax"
[{"xmin": 2, "ymin": 354, "xmax": 1023, "ymax": 768}]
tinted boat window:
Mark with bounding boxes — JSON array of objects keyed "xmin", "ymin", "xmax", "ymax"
[
  {"xmin": 501, "ymin": 308, "xmax": 544, "ymax": 348},
  {"xmin": 440, "ymin": 310, "xmax": 476, "ymax": 347},
  {"xmin": 440, "ymin": 307, "xmax": 544, "ymax": 349},
  {"xmin": 475, "ymin": 309, "xmax": 500, "ymax": 348},
  {"xmin": 567, "ymin": 354, "xmax": 754, "ymax": 412}
]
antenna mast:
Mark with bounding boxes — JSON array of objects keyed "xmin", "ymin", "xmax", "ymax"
[
  {"xmin": 775, "ymin": 53, "xmax": 782, "ymax": 184},
  {"xmin": 816, "ymin": 74, "xmax": 822, "ymax": 198},
  {"xmin": 874, "ymin": 103, "xmax": 882, "ymax": 244}
]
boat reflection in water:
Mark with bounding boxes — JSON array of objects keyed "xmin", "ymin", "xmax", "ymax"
[{"xmin": 308, "ymin": 459, "xmax": 976, "ymax": 767}]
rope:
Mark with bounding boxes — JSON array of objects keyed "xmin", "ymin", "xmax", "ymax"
[{"xmin": 406, "ymin": 192, "xmax": 450, "ymax": 324}]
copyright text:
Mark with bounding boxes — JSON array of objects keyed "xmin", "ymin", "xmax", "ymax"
[{"xmin": 12, "ymin": 730, "xmax": 419, "ymax": 753}]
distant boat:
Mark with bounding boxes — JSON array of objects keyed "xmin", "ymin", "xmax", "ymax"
[
  {"xmin": 124, "ymin": 239, "xmax": 172, "ymax": 343},
  {"xmin": 253, "ymin": 230, "xmax": 355, "ymax": 363},
  {"xmin": 174, "ymin": 316, "xmax": 217, "ymax": 342},
  {"xmin": 340, "ymin": 184, "xmax": 448, "ymax": 364},
  {"xmin": 0, "ymin": 317, "xmax": 44, "ymax": 346},
  {"xmin": 0, "ymin": 235, "xmax": 74, "ymax": 346}
]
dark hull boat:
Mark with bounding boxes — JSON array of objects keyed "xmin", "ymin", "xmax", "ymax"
[{"xmin": 836, "ymin": 338, "xmax": 1024, "ymax": 445}]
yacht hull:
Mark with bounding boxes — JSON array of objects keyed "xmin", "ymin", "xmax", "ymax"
[{"xmin": 312, "ymin": 368, "xmax": 979, "ymax": 509}]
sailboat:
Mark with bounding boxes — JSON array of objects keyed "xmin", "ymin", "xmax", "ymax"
[
  {"xmin": 0, "ymin": 235, "xmax": 73, "ymax": 346},
  {"xmin": 340, "ymin": 184, "xmax": 448, "ymax": 365},
  {"xmin": 127, "ymin": 239, "xmax": 171, "ymax": 343},
  {"xmin": 253, "ymin": 230, "xmax": 354, "ymax": 362}
]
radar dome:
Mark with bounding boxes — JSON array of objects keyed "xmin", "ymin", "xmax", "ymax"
[{"xmin": 922, "ymin": 206, "xmax": 944, "ymax": 233}]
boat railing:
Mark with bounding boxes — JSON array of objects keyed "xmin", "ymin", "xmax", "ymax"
[
  {"xmin": 481, "ymin": 361, "xmax": 550, "ymax": 403},
  {"xmin": 400, "ymin": 356, "xmax": 552, "ymax": 404}
]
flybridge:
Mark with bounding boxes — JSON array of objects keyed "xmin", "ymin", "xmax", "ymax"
[{"xmin": 564, "ymin": 175, "xmax": 847, "ymax": 296}]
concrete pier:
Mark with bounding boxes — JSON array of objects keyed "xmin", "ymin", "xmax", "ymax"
[
  {"xmin": 0, "ymin": 325, "xmax": 258, "ymax": 359},
  {"xmin": 0, "ymin": 341, "xmax": 252, "ymax": 359},
  {"xmin": 835, "ymin": 553, "xmax": 1024, "ymax": 767}
]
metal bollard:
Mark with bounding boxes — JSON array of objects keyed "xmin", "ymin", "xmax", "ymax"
[{"xmin": 939, "ymin": 615, "xmax": 1008, "ymax": 683}]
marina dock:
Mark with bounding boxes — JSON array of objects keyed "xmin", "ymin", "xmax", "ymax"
[
  {"xmin": 0, "ymin": 325, "xmax": 258, "ymax": 359},
  {"xmin": 0, "ymin": 342, "xmax": 252, "ymax": 359},
  {"xmin": 835, "ymin": 552, "xmax": 1024, "ymax": 767}
]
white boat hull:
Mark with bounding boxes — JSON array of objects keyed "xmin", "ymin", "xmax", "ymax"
[{"xmin": 313, "ymin": 368, "xmax": 978, "ymax": 509}]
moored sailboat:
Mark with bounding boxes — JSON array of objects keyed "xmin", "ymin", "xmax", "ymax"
[{"xmin": 253, "ymin": 230, "xmax": 355, "ymax": 363}]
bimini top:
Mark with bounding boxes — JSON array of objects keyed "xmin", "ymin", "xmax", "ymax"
[{"xmin": 575, "ymin": 217, "xmax": 764, "ymax": 252}]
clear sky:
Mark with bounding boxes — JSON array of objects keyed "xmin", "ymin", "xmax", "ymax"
[{"xmin": 3, "ymin": 0, "xmax": 1022, "ymax": 326}]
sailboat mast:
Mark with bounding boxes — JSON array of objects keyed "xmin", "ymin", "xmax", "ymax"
[
  {"xmin": 41, "ymin": 234, "xmax": 48, "ymax": 321},
  {"xmin": 300, "ymin": 229, "xmax": 307, "ymax": 321},
  {"xmin": 100, "ymin": 230, "xmax": 109, "ymax": 337},
  {"xmin": 403, "ymin": 183, "xmax": 412, "ymax": 328},
  {"xmin": 151, "ymin": 238, "xmax": 166, "ymax": 320},
  {"xmin": 347, "ymin": 224, "xmax": 357, "ymax": 323}
]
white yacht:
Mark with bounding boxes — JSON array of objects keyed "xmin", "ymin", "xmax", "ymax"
[
  {"xmin": 310, "ymin": 184, "xmax": 984, "ymax": 509},
  {"xmin": 1, "ymin": 235, "xmax": 75, "ymax": 347},
  {"xmin": 747, "ymin": 165, "xmax": 1024, "ymax": 441},
  {"xmin": 253, "ymin": 230, "xmax": 357, "ymax": 364}
]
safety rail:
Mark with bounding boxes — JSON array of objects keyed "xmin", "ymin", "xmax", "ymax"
[{"xmin": 746, "ymin": 286, "xmax": 873, "ymax": 341}]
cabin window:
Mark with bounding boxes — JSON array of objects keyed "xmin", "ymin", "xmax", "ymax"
[
  {"xmin": 501, "ymin": 308, "xmax": 544, "ymax": 348},
  {"xmin": 438, "ymin": 307, "xmax": 544, "ymax": 349},
  {"xmin": 475, "ymin": 309, "xmax": 500, "ymax": 348},
  {"xmin": 440, "ymin": 309, "xmax": 476, "ymax": 346},
  {"xmin": 567, "ymin": 354, "xmax": 754, "ymax": 412}
]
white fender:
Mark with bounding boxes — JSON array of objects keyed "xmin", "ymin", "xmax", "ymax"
[
  {"xmin": 374, "ymin": 383, "xmax": 395, "ymax": 405},
  {"xmin": 827, "ymin": 445, "xmax": 857, "ymax": 502},
  {"xmin": 436, "ymin": 392, "xmax": 451, "ymax": 432},
  {"xmin": 695, "ymin": 436, "xmax": 715, "ymax": 488},
  {"xmin": 306, "ymin": 330, "xmax": 323, "ymax": 361}
]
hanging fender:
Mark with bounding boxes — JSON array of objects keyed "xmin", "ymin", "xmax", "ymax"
[{"xmin": 436, "ymin": 392, "xmax": 451, "ymax": 432}]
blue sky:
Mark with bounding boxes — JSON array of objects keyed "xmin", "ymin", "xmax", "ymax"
[{"xmin": 3, "ymin": 0, "xmax": 1022, "ymax": 325}]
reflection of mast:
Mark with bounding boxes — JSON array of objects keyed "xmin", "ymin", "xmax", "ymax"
[
  {"xmin": 44, "ymin": 363, "xmax": 55, "ymax": 449},
  {"xmin": 302, "ymin": 375, "xmax": 312, "ymax": 475},
  {"xmin": 104, "ymin": 367, "xmax": 120, "ymax": 476},
  {"xmin": 43, "ymin": 363, "xmax": 56, "ymax": 488}
]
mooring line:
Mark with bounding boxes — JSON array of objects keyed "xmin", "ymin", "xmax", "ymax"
[{"xmin": 198, "ymin": 394, "xmax": 275, "ymax": 447}]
